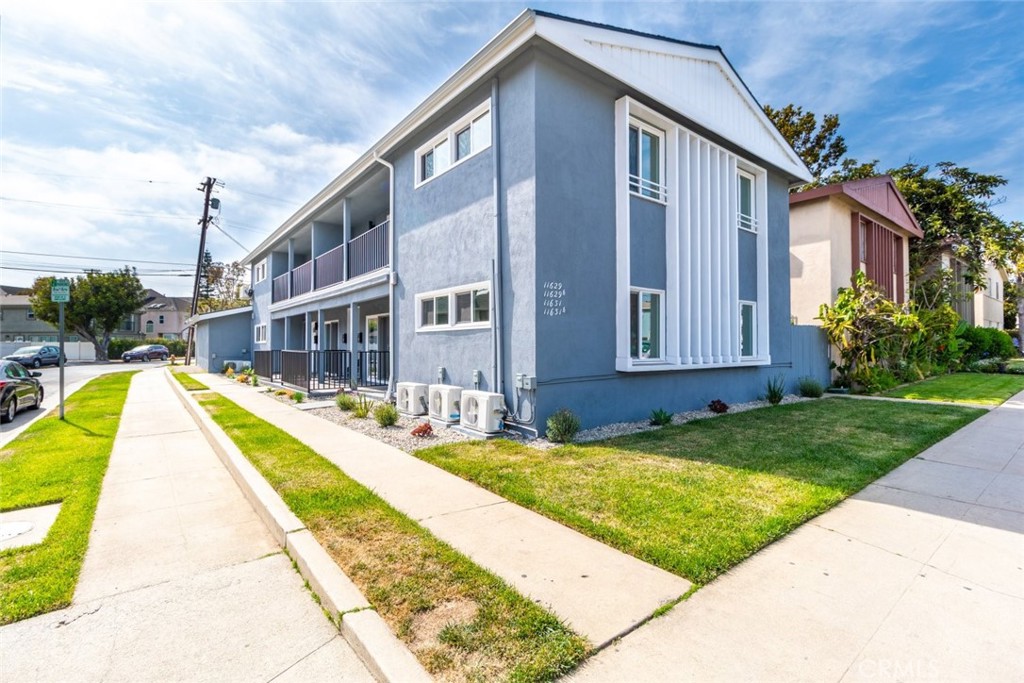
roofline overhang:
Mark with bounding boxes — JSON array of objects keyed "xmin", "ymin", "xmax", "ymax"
[{"xmin": 790, "ymin": 175, "xmax": 924, "ymax": 239}]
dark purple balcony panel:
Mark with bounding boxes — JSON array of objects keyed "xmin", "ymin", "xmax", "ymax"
[
  {"xmin": 291, "ymin": 260, "xmax": 313, "ymax": 297},
  {"xmin": 272, "ymin": 273, "xmax": 290, "ymax": 303},
  {"xmin": 315, "ymin": 243, "xmax": 345, "ymax": 289},
  {"xmin": 348, "ymin": 220, "xmax": 389, "ymax": 279}
]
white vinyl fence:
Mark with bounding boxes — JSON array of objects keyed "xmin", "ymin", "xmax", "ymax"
[{"xmin": 0, "ymin": 341, "xmax": 96, "ymax": 362}]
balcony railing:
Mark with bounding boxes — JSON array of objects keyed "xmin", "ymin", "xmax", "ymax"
[
  {"xmin": 315, "ymin": 243, "xmax": 345, "ymax": 290},
  {"xmin": 257, "ymin": 349, "xmax": 355, "ymax": 393},
  {"xmin": 271, "ymin": 219, "xmax": 390, "ymax": 304},
  {"xmin": 272, "ymin": 273, "xmax": 290, "ymax": 303},
  {"xmin": 349, "ymin": 220, "xmax": 389, "ymax": 280},
  {"xmin": 291, "ymin": 261, "xmax": 313, "ymax": 297}
]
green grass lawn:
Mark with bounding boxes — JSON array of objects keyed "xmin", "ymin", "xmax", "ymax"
[
  {"xmin": 170, "ymin": 368, "xmax": 209, "ymax": 391},
  {"xmin": 196, "ymin": 393, "xmax": 586, "ymax": 683},
  {"xmin": 882, "ymin": 372, "xmax": 1024, "ymax": 406},
  {"xmin": 0, "ymin": 372, "xmax": 135, "ymax": 624},
  {"xmin": 416, "ymin": 399, "xmax": 981, "ymax": 586}
]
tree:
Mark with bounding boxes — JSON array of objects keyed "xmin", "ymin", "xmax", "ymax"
[
  {"xmin": 889, "ymin": 162, "xmax": 1015, "ymax": 292},
  {"xmin": 197, "ymin": 260, "xmax": 249, "ymax": 313},
  {"xmin": 763, "ymin": 104, "xmax": 848, "ymax": 189},
  {"xmin": 29, "ymin": 268, "xmax": 147, "ymax": 361},
  {"xmin": 198, "ymin": 249, "xmax": 214, "ymax": 299}
]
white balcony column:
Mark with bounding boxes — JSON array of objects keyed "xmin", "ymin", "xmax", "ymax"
[{"xmin": 342, "ymin": 197, "xmax": 351, "ymax": 282}]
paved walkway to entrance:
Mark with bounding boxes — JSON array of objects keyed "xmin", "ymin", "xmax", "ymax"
[
  {"xmin": 569, "ymin": 390, "xmax": 1024, "ymax": 682},
  {"xmin": 203, "ymin": 374, "xmax": 691, "ymax": 648},
  {"xmin": 0, "ymin": 370, "xmax": 373, "ymax": 682}
]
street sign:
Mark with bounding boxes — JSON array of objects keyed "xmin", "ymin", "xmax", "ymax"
[{"xmin": 51, "ymin": 279, "xmax": 70, "ymax": 303}]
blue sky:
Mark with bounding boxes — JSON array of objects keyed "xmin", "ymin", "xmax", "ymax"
[{"xmin": 2, "ymin": 1, "xmax": 1021, "ymax": 296}]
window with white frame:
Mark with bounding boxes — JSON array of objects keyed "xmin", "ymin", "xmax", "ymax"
[
  {"xmin": 737, "ymin": 170, "xmax": 757, "ymax": 232},
  {"xmin": 254, "ymin": 259, "xmax": 267, "ymax": 284},
  {"xmin": 628, "ymin": 119, "xmax": 666, "ymax": 201},
  {"xmin": 416, "ymin": 102, "xmax": 491, "ymax": 185},
  {"xmin": 740, "ymin": 301, "xmax": 756, "ymax": 358},
  {"xmin": 255, "ymin": 324, "xmax": 267, "ymax": 344},
  {"xmin": 416, "ymin": 282, "xmax": 491, "ymax": 330},
  {"xmin": 630, "ymin": 289, "xmax": 663, "ymax": 360}
]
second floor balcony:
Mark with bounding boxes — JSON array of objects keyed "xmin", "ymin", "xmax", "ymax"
[{"xmin": 272, "ymin": 219, "xmax": 390, "ymax": 304}]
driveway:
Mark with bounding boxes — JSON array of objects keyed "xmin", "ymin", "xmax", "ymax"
[{"xmin": 569, "ymin": 392, "xmax": 1024, "ymax": 682}]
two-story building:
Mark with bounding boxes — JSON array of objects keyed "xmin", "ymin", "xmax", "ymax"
[{"xmin": 244, "ymin": 10, "xmax": 827, "ymax": 433}]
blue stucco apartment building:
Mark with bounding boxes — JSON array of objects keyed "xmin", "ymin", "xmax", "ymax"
[{"xmin": 244, "ymin": 9, "xmax": 828, "ymax": 435}]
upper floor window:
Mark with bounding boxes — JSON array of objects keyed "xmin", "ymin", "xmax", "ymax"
[
  {"xmin": 416, "ymin": 101, "xmax": 491, "ymax": 186},
  {"xmin": 158, "ymin": 315, "xmax": 165, "ymax": 324},
  {"xmin": 26, "ymin": 310, "xmax": 35, "ymax": 320},
  {"xmin": 254, "ymin": 259, "xmax": 267, "ymax": 284},
  {"xmin": 737, "ymin": 171, "xmax": 757, "ymax": 232},
  {"xmin": 628, "ymin": 119, "xmax": 665, "ymax": 202}
]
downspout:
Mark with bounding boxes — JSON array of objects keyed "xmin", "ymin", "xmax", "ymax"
[
  {"xmin": 491, "ymin": 77, "xmax": 504, "ymax": 396},
  {"xmin": 373, "ymin": 151, "xmax": 397, "ymax": 401}
]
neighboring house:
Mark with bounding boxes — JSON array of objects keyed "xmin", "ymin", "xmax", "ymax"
[
  {"xmin": 189, "ymin": 306, "xmax": 253, "ymax": 373},
  {"xmin": 0, "ymin": 287, "xmax": 69, "ymax": 343},
  {"xmin": 938, "ymin": 252, "xmax": 1007, "ymax": 329},
  {"xmin": 115, "ymin": 289, "xmax": 192, "ymax": 340},
  {"xmin": 243, "ymin": 9, "xmax": 828, "ymax": 432},
  {"xmin": 789, "ymin": 176, "xmax": 923, "ymax": 324}
]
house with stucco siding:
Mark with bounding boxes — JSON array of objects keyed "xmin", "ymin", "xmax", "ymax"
[{"xmin": 243, "ymin": 9, "xmax": 828, "ymax": 434}]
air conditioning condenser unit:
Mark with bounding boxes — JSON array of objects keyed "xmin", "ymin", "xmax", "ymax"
[
  {"xmin": 428, "ymin": 384, "xmax": 462, "ymax": 424},
  {"xmin": 460, "ymin": 390, "xmax": 505, "ymax": 434},
  {"xmin": 396, "ymin": 382, "xmax": 428, "ymax": 416}
]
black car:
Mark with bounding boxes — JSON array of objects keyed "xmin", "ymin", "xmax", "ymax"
[
  {"xmin": 122, "ymin": 344, "xmax": 170, "ymax": 362},
  {"xmin": 4, "ymin": 344, "xmax": 63, "ymax": 369},
  {"xmin": 0, "ymin": 360, "xmax": 43, "ymax": 423}
]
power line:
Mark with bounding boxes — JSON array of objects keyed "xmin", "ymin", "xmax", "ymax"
[
  {"xmin": 4, "ymin": 171, "xmax": 181, "ymax": 184},
  {"xmin": 0, "ymin": 265, "xmax": 192, "ymax": 277},
  {"xmin": 1, "ymin": 196, "xmax": 195, "ymax": 220},
  {"xmin": 211, "ymin": 221, "xmax": 250, "ymax": 252},
  {"xmin": 0, "ymin": 250, "xmax": 194, "ymax": 267}
]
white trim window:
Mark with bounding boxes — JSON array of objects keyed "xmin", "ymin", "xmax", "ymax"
[
  {"xmin": 416, "ymin": 101, "xmax": 492, "ymax": 186},
  {"xmin": 254, "ymin": 259, "xmax": 267, "ymax": 284},
  {"xmin": 630, "ymin": 288, "xmax": 664, "ymax": 361},
  {"xmin": 416, "ymin": 281, "xmax": 491, "ymax": 331},
  {"xmin": 739, "ymin": 301, "xmax": 756, "ymax": 358},
  {"xmin": 737, "ymin": 170, "xmax": 757, "ymax": 232},
  {"xmin": 628, "ymin": 118, "xmax": 667, "ymax": 202},
  {"xmin": 255, "ymin": 324, "xmax": 268, "ymax": 344}
]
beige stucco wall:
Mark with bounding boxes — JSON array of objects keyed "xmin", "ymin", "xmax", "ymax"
[
  {"xmin": 791, "ymin": 196, "xmax": 912, "ymax": 326},
  {"xmin": 790, "ymin": 199, "xmax": 835, "ymax": 324},
  {"xmin": 976, "ymin": 261, "xmax": 1006, "ymax": 329}
]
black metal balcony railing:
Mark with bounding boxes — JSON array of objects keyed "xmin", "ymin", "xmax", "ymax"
[
  {"xmin": 349, "ymin": 220, "xmax": 389, "ymax": 280},
  {"xmin": 272, "ymin": 273, "xmax": 289, "ymax": 303},
  {"xmin": 315, "ymin": 243, "xmax": 345, "ymax": 290},
  {"xmin": 258, "ymin": 350, "xmax": 355, "ymax": 393},
  {"xmin": 358, "ymin": 350, "xmax": 389, "ymax": 387},
  {"xmin": 291, "ymin": 261, "xmax": 313, "ymax": 297},
  {"xmin": 253, "ymin": 350, "xmax": 281, "ymax": 381}
]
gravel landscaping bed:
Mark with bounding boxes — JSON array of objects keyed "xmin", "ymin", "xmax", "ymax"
[
  {"xmin": 308, "ymin": 406, "xmax": 474, "ymax": 453},
  {"xmin": 299, "ymin": 393, "xmax": 813, "ymax": 453}
]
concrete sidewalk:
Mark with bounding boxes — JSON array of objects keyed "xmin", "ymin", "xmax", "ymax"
[
  {"xmin": 570, "ymin": 391, "xmax": 1024, "ymax": 682},
  {"xmin": 202, "ymin": 374, "xmax": 691, "ymax": 648},
  {"xmin": 0, "ymin": 370, "xmax": 374, "ymax": 682}
]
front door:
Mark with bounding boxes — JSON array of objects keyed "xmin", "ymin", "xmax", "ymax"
[{"xmin": 324, "ymin": 320, "xmax": 340, "ymax": 349}]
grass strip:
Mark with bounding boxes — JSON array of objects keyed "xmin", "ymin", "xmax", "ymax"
[
  {"xmin": 170, "ymin": 369, "xmax": 209, "ymax": 391},
  {"xmin": 0, "ymin": 372, "xmax": 135, "ymax": 624},
  {"xmin": 196, "ymin": 393, "xmax": 587, "ymax": 683},
  {"xmin": 416, "ymin": 399, "xmax": 982, "ymax": 586},
  {"xmin": 883, "ymin": 372, "xmax": 1024, "ymax": 406}
]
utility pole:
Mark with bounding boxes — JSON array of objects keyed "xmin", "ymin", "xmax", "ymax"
[{"xmin": 185, "ymin": 177, "xmax": 220, "ymax": 366}]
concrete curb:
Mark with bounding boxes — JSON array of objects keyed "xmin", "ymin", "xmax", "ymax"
[{"xmin": 165, "ymin": 370, "xmax": 431, "ymax": 683}]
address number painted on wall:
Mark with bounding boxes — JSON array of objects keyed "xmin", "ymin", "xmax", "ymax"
[{"xmin": 542, "ymin": 281, "xmax": 567, "ymax": 317}]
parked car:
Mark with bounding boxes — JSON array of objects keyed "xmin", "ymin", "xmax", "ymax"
[
  {"xmin": 0, "ymin": 360, "xmax": 43, "ymax": 423},
  {"xmin": 3, "ymin": 344, "xmax": 64, "ymax": 369},
  {"xmin": 122, "ymin": 344, "xmax": 170, "ymax": 362}
]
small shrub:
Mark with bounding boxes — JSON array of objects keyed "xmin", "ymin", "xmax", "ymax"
[
  {"xmin": 237, "ymin": 374, "xmax": 250, "ymax": 384},
  {"xmin": 411, "ymin": 422, "xmax": 433, "ymax": 437},
  {"xmin": 251, "ymin": 374, "xmax": 259, "ymax": 387},
  {"xmin": 374, "ymin": 402, "xmax": 399, "ymax": 428},
  {"xmin": 169, "ymin": 355, "xmax": 177, "ymax": 366},
  {"xmin": 336, "ymin": 393, "xmax": 357, "ymax": 411},
  {"xmin": 854, "ymin": 365, "xmax": 899, "ymax": 394},
  {"xmin": 649, "ymin": 408, "xmax": 672, "ymax": 426},
  {"xmin": 765, "ymin": 375, "xmax": 786, "ymax": 405},
  {"xmin": 274, "ymin": 389, "xmax": 289, "ymax": 396},
  {"xmin": 797, "ymin": 376, "xmax": 824, "ymax": 398},
  {"xmin": 708, "ymin": 399, "xmax": 729, "ymax": 414},
  {"xmin": 546, "ymin": 408, "xmax": 581, "ymax": 443},
  {"xmin": 224, "ymin": 366, "xmax": 235, "ymax": 377},
  {"xmin": 293, "ymin": 391, "xmax": 305, "ymax": 403},
  {"xmin": 353, "ymin": 395, "xmax": 374, "ymax": 418}
]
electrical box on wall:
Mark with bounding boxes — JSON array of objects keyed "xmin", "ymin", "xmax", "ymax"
[{"xmin": 515, "ymin": 374, "xmax": 537, "ymax": 390}]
